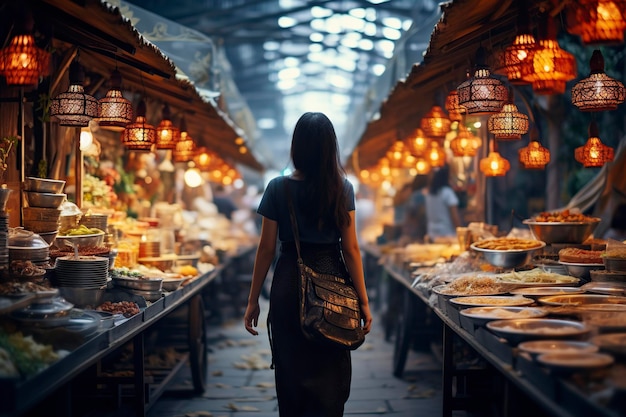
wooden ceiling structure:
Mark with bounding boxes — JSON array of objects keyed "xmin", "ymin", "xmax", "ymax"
[
  {"xmin": 350, "ymin": 0, "xmax": 554, "ymax": 171},
  {"xmin": 8, "ymin": 0, "xmax": 264, "ymax": 171}
]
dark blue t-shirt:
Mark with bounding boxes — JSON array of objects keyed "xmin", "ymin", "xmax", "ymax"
[{"xmin": 257, "ymin": 176, "xmax": 355, "ymax": 244}]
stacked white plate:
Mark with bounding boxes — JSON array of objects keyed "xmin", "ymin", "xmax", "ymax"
[
  {"xmin": 0, "ymin": 214, "xmax": 8, "ymax": 271},
  {"xmin": 54, "ymin": 256, "xmax": 109, "ymax": 288}
]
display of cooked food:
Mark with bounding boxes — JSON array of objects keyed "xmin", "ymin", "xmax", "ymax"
[
  {"xmin": 57, "ymin": 224, "xmax": 103, "ymax": 236},
  {"xmin": 604, "ymin": 247, "xmax": 626, "ymax": 259},
  {"xmin": 436, "ymin": 275, "xmax": 505, "ymax": 295},
  {"xmin": 0, "ymin": 279, "xmax": 53, "ymax": 295},
  {"xmin": 532, "ymin": 209, "xmax": 599, "ymax": 223},
  {"xmin": 472, "ymin": 238, "xmax": 544, "ymax": 251},
  {"xmin": 10, "ymin": 260, "xmax": 47, "ymax": 277},
  {"xmin": 558, "ymin": 247, "xmax": 604, "ymax": 264},
  {"xmin": 493, "ymin": 268, "xmax": 579, "ymax": 285},
  {"xmin": 96, "ymin": 301, "xmax": 140, "ymax": 318}
]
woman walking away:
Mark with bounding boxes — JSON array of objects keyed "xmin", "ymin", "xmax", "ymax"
[{"xmin": 244, "ymin": 112, "xmax": 372, "ymax": 417}]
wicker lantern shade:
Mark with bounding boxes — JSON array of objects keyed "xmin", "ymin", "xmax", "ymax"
[
  {"xmin": 519, "ymin": 140, "xmax": 551, "ymax": 169},
  {"xmin": 50, "ymin": 60, "xmax": 99, "ymax": 127},
  {"xmin": 450, "ymin": 125, "xmax": 482, "ymax": 157},
  {"xmin": 427, "ymin": 140, "xmax": 446, "ymax": 168},
  {"xmin": 120, "ymin": 100, "xmax": 156, "ymax": 151},
  {"xmin": 194, "ymin": 147, "xmax": 218, "ymax": 171},
  {"xmin": 97, "ymin": 70, "xmax": 133, "ymax": 131},
  {"xmin": 420, "ymin": 106, "xmax": 452, "ymax": 138},
  {"xmin": 457, "ymin": 48, "xmax": 508, "ymax": 114},
  {"xmin": 0, "ymin": 33, "xmax": 49, "ymax": 86},
  {"xmin": 173, "ymin": 132, "xmax": 197, "ymax": 163},
  {"xmin": 487, "ymin": 88, "xmax": 529, "ymax": 140},
  {"xmin": 155, "ymin": 105, "xmax": 181, "ymax": 149},
  {"xmin": 480, "ymin": 151, "xmax": 510, "ymax": 176},
  {"xmin": 572, "ymin": 50, "xmax": 625, "ymax": 112},
  {"xmin": 386, "ymin": 140, "xmax": 413, "ymax": 169},
  {"xmin": 413, "ymin": 158, "xmax": 431, "ymax": 175},
  {"xmin": 404, "ymin": 128, "xmax": 430, "ymax": 156},
  {"xmin": 521, "ymin": 17, "xmax": 577, "ymax": 95},
  {"xmin": 445, "ymin": 89, "xmax": 466, "ymax": 121},
  {"xmin": 566, "ymin": 0, "xmax": 626, "ymax": 45},
  {"xmin": 575, "ymin": 121, "xmax": 614, "ymax": 167}
]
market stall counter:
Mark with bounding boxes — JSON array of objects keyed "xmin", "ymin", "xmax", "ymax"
[
  {"xmin": 374, "ymin": 237, "xmax": 626, "ymax": 417},
  {"xmin": 0, "ymin": 245, "xmax": 256, "ymax": 417}
]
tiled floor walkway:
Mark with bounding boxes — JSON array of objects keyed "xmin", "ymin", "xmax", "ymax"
[{"xmin": 147, "ymin": 297, "xmax": 445, "ymax": 417}]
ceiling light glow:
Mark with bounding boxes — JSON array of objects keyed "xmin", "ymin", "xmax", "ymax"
[
  {"xmin": 311, "ymin": 6, "xmax": 333, "ymax": 18},
  {"xmin": 278, "ymin": 16, "xmax": 297, "ymax": 28}
]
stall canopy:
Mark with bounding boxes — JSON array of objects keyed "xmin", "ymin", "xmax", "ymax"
[
  {"xmin": 350, "ymin": 0, "xmax": 521, "ymax": 171},
  {"xmin": 27, "ymin": 0, "xmax": 264, "ymax": 171}
]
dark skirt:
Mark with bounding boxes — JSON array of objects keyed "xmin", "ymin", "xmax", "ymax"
[{"xmin": 269, "ymin": 241, "xmax": 352, "ymax": 417}]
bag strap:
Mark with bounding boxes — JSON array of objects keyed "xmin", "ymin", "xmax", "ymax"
[{"xmin": 284, "ymin": 178, "xmax": 303, "ymax": 262}]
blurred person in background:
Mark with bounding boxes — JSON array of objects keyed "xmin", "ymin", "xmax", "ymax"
[{"xmin": 425, "ymin": 165, "xmax": 461, "ymax": 241}]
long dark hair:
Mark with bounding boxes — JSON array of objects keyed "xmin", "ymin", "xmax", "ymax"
[
  {"xmin": 428, "ymin": 165, "xmax": 450, "ymax": 195},
  {"xmin": 290, "ymin": 112, "xmax": 350, "ymax": 230}
]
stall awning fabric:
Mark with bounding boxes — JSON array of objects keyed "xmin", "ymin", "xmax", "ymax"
[
  {"xmin": 37, "ymin": 0, "xmax": 264, "ymax": 171},
  {"xmin": 351, "ymin": 0, "xmax": 518, "ymax": 171}
]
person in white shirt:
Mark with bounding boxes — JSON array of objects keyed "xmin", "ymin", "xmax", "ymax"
[{"xmin": 424, "ymin": 165, "xmax": 462, "ymax": 240}]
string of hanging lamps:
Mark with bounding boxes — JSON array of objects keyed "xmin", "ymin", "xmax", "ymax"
[
  {"xmin": 520, "ymin": 15, "xmax": 577, "ymax": 95},
  {"xmin": 480, "ymin": 138, "xmax": 511, "ymax": 177},
  {"xmin": 575, "ymin": 119, "xmax": 614, "ymax": 167},
  {"xmin": 519, "ymin": 127, "xmax": 551, "ymax": 169},
  {"xmin": 571, "ymin": 49, "xmax": 625, "ymax": 111},
  {"xmin": 120, "ymin": 99, "xmax": 156, "ymax": 151},
  {"xmin": 449, "ymin": 122, "xmax": 482, "ymax": 157},
  {"xmin": 404, "ymin": 128, "xmax": 431, "ymax": 157},
  {"xmin": 0, "ymin": 8, "xmax": 50, "ymax": 87},
  {"xmin": 457, "ymin": 46, "xmax": 508, "ymax": 115},
  {"xmin": 444, "ymin": 89, "xmax": 466, "ymax": 122},
  {"xmin": 487, "ymin": 87, "xmax": 529, "ymax": 140},
  {"xmin": 155, "ymin": 104, "xmax": 181, "ymax": 149},
  {"xmin": 420, "ymin": 105, "xmax": 451, "ymax": 139},
  {"xmin": 493, "ymin": 0, "xmax": 535, "ymax": 85},
  {"xmin": 49, "ymin": 55, "xmax": 99, "ymax": 127},
  {"xmin": 97, "ymin": 69, "xmax": 133, "ymax": 131},
  {"xmin": 565, "ymin": 0, "xmax": 626, "ymax": 45},
  {"xmin": 173, "ymin": 117, "xmax": 197, "ymax": 163}
]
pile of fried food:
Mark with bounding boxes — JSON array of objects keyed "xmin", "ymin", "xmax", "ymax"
[
  {"xmin": 437, "ymin": 275, "xmax": 505, "ymax": 295},
  {"xmin": 473, "ymin": 237, "xmax": 544, "ymax": 251},
  {"xmin": 532, "ymin": 209, "xmax": 599, "ymax": 223}
]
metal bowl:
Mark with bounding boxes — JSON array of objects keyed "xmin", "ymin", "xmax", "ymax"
[
  {"xmin": 112, "ymin": 276, "xmax": 163, "ymax": 291},
  {"xmin": 58, "ymin": 286, "xmax": 106, "ymax": 308},
  {"xmin": 24, "ymin": 191, "xmax": 67, "ymax": 209},
  {"xmin": 24, "ymin": 177, "xmax": 66, "ymax": 194},
  {"xmin": 470, "ymin": 241, "xmax": 546, "ymax": 269},
  {"xmin": 603, "ymin": 257, "xmax": 626, "ymax": 272},
  {"xmin": 37, "ymin": 230, "xmax": 58, "ymax": 245},
  {"xmin": 523, "ymin": 220, "xmax": 600, "ymax": 244},
  {"xmin": 558, "ymin": 261, "xmax": 604, "ymax": 280},
  {"xmin": 54, "ymin": 232, "xmax": 105, "ymax": 250}
]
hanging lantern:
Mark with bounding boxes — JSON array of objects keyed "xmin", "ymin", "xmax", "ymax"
[
  {"xmin": 0, "ymin": 8, "xmax": 50, "ymax": 87},
  {"xmin": 575, "ymin": 120, "xmax": 614, "ymax": 167},
  {"xmin": 521, "ymin": 16, "xmax": 577, "ymax": 95},
  {"xmin": 487, "ymin": 88, "xmax": 529, "ymax": 140},
  {"xmin": 427, "ymin": 140, "xmax": 446, "ymax": 168},
  {"xmin": 413, "ymin": 158, "xmax": 431, "ymax": 175},
  {"xmin": 519, "ymin": 140, "xmax": 551, "ymax": 169},
  {"xmin": 97, "ymin": 69, "xmax": 133, "ymax": 131},
  {"xmin": 571, "ymin": 49, "xmax": 625, "ymax": 112},
  {"xmin": 420, "ymin": 105, "xmax": 452, "ymax": 138},
  {"xmin": 444, "ymin": 89, "xmax": 466, "ymax": 122},
  {"xmin": 480, "ymin": 151, "xmax": 510, "ymax": 176},
  {"xmin": 155, "ymin": 104, "xmax": 181, "ymax": 149},
  {"xmin": 404, "ymin": 128, "xmax": 430, "ymax": 156},
  {"xmin": 50, "ymin": 60, "xmax": 99, "ymax": 127},
  {"xmin": 386, "ymin": 140, "xmax": 413, "ymax": 169},
  {"xmin": 173, "ymin": 118, "xmax": 196, "ymax": 163},
  {"xmin": 194, "ymin": 147, "xmax": 219, "ymax": 171},
  {"xmin": 457, "ymin": 47, "xmax": 508, "ymax": 114},
  {"xmin": 449, "ymin": 124, "xmax": 482, "ymax": 157},
  {"xmin": 120, "ymin": 100, "xmax": 156, "ymax": 151},
  {"xmin": 566, "ymin": 0, "xmax": 626, "ymax": 45},
  {"xmin": 494, "ymin": 3, "xmax": 535, "ymax": 85}
]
